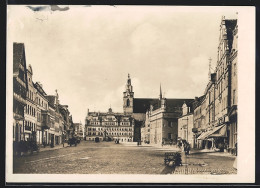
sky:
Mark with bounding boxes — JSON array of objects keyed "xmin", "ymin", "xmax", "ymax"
[{"xmin": 7, "ymin": 5, "xmax": 238, "ymax": 123}]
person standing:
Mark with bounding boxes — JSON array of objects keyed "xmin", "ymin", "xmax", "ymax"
[{"xmin": 184, "ymin": 142, "xmax": 190, "ymax": 155}]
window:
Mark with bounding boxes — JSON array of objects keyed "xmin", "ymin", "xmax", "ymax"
[
  {"xmin": 233, "ymin": 89, "xmax": 236, "ymax": 105},
  {"xmin": 126, "ymin": 99, "xmax": 130, "ymax": 107},
  {"xmin": 234, "ymin": 64, "xmax": 236, "ymax": 76}
]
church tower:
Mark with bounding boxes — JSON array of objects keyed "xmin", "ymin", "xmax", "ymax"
[{"xmin": 123, "ymin": 74, "xmax": 134, "ymax": 114}]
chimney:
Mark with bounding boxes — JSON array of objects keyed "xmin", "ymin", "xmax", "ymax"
[
  {"xmin": 211, "ymin": 73, "xmax": 216, "ymax": 83},
  {"xmin": 37, "ymin": 81, "xmax": 43, "ymax": 88}
]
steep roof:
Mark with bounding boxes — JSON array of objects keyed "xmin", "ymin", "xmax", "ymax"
[
  {"xmin": 133, "ymin": 98, "xmax": 160, "ymax": 113},
  {"xmin": 193, "ymin": 95, "xmax": 206, "ymax": 110},
  {"xmin": 45, "ymin": 95, "xmax": 56, "ymax": 108},
  {"xmin": 13, "ymin": 43, "xmax": 25, "ymax": 75},
  {"xmin": 166, "ymin": 98, "xmax": 194, "ymax": 112},
  {"xmin": 133, "ymin": 98, "xmax": 194, "ymax": 113},
  {"xmin": 33, "ymin": 82, "xmax": 47, "ymax": 96},
  {"xmin": 13, "ymin": 42, "xmax": 28, "ymax": 90}
]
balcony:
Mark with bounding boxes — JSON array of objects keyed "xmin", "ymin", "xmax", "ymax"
[
  {"xmin": 13, "ymin": 92, "xmax": 26, "ymax": 104},
  {"xmin": 25, "ymin": 126, "xmax": 31, "ymax": 131},
  {"xmin": 15, "ymin": 77, "xmax": 26, "ymax": 88}
]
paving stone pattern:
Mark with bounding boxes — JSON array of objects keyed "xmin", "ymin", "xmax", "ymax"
[{"xmin": 13, "ymin": 141, "xmax": 237, "ymax": 175}]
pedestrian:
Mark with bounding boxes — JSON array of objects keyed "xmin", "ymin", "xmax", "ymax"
[
  {"xmin": 184, "ymin": 142, "xmax": 190, "ymax": 156},
  {"xmin": 177, "ymin": 140, "xmax": 182, "ymax": 150}
]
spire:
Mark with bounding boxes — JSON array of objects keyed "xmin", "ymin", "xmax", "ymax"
[
  {"xmin": 159, "ymin": 83, "xmax": 162, "ymax": 100},
  {"xmin": 127, "ymin": 73, "xmax": 131, "ymax": 85},
  {"xmin": 208, "ymin": 57, "xmax": 212, "ymax": 80}
]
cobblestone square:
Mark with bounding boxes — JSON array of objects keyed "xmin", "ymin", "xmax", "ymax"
[{"xmin": 13, "ymin": 141, "xmax": 237, "ymax": 175}]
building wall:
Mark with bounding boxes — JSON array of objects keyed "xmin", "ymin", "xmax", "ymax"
[
  {"xmin": 190, "ymin": 17, "xmax": 237, "ymax": 152},
  {"xmin": 149, "ymin": 108, "xmax": 163, "ymax": 145},
  {"xmin": 144, "ymin": 100, "xmax": 183, "ymax": 146},
  {"xmin": 24, "ymin": 65, "xmax": 37, "ymax": 141},
  {"xmin": 85, "ymin": 110, "xmax": 134, "ymax": 142},
  {"xmin": 13, "ymin": 43, "xmax": 28, "ymax": 143},
  {"xmin": 229, "ymin": 24, "xmax": 238, "ymax": 150},
  {"xmin": 162, "ymin": 118, "xmax": 178, "ymax": 143},
  {"xmin": 178, "ymin": 114, "xmax": 194, "ymax": 147},
  {"xmin": 34, "ymin": 87, "xmax": 49, "ymax": 145}
]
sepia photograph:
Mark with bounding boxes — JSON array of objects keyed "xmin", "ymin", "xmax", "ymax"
[{"xmin": 6, "ymin": 5, "xmax": 255, "ymax": 183}]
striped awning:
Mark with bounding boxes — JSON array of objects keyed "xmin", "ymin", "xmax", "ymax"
[{"xmin": 197, "ymin": 125, "xmax": 226, "ymax": 140}]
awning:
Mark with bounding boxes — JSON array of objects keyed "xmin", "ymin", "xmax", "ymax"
[
  {"xmin": 197, "ymin": 125, "xmax": 226, "ymax": 140},
  {"xmin": 208, "ymin": 125, "xmax": 227, "ymax": 138},
  {"xmin": 197, "ymin": 131, "xmax": 211, "ymax": 140}
]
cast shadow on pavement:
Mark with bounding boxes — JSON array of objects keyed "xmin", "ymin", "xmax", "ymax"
[{"xmin": 160, "ymin": 165, "xmax": 175, "ymax": 174}]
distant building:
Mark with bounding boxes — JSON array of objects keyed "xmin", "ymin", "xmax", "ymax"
[
  {"xmin": 85, "ymin": 108, "xmax": 134, "ymax": 142},
  {"xmin": 46, "ymin": 91, "xmax": 64, "ymax": 146},
  {"xmin": 123, "ymin": 74, "xmax": 193, "ymax": 142},
  {"xmin": 86, "ymin": 74, "xmax": 193, "ymax": 144},
  {"xmin": 141, "ymin": 112, "xmax": 150, "ymax": 144},
  {"xmin": 74, "ymin": 122, "xmax": 85, "ymax": 140},
  {"xmin": 178, "ymin": 101, "xmax": 195, "ymax": 148},
  {"xmin": 138, "ymin": 85, "xmax": 194, "ymax": 146},
  {"xmin": 34, "ymin": 82, "xmax": 50, "ymax": 145},
  {"xmin": 192, "ymin": 95, "xmax": 206, "ymax": 149}
]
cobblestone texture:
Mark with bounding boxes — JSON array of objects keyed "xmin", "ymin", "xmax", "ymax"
[
  {"xmin": 13, "ymin": 141, "xmax": 237, "ymax": 175},
  {"xmin": 173, "ymin": 152, "xmax": 237, "ymax": 175}
]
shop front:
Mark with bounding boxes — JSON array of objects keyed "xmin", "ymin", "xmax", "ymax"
[
  {"xmin": 197, "ymin": 124, "xmax": 227, "ymax": 151},
  {"xmin": 228, "ymin": 105, "xmax": 237, "ymax": 155}
]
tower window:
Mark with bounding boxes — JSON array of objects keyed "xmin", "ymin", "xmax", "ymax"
[{"xmin": 127, "ymin": 99, "xmax": 130, "ymax": 107}]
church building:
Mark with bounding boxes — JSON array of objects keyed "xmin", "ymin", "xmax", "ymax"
[
  {"xmin": 123, "ymin": 74, "xmax": 194, "ymax": 143},
  {"xmin": 85, "ymin": 74, "xmax": 194, "ymax": 143}
]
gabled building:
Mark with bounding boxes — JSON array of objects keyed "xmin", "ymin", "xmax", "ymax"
[
  {"xmin": 33, "ymin": 82, "xmax": 50, "ymax": 145},
  {"xmin": 123, "ymin": 74, "xmax": 193, "ymax": 143},
  {"xmin": 228, "ymin": 23, "xmax": 238, "ymax": 152},
  {"xmin": 178, "ymin": 100, "xmax": 195, "ymax": 147},
  {"xmin": 46, "ymin": 91, "xmax": 64, "ymax": 146},
  {"xmin": 74, "ymin": 122, "xmax": 85, "ymax": 140},
  {"xmin": 196, "ymin": 17, "xmax": 238, "ymax": 153},
  {"xmin": 24, "ymin": 64, "xmax": 37, "ymax": 141},
  {"xmin": 85, "ymin": 108, "xmax": 134, "ymax": 142},
  {"xmin": 13, "ymin": 43, "xmax": 28, "ymax": 142},
  {"xmin": 59, "ymin": 104, "xmax": 71, "ymax": 141}
]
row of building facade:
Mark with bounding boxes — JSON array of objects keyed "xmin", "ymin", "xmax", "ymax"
[
  {"xmin": 13, "ymin": 42, "xmax": 76, "ymax": 149},
  {"xmin": 177, "ymin": 16, "xmax": 238, "ymax": 153}
]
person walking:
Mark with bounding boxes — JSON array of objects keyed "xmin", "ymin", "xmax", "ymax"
[
  {"xmin": 184, "ymin": 142, "xmax": 190, "ymax": 156},
  {"xmin": 177, "ymin": 140, "xmax": 182, "ymax": 150}
]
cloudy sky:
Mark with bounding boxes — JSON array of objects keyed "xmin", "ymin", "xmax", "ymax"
[{"xmin": 7, "ymin": 5, "xmax": 237, "ymax": 123}]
